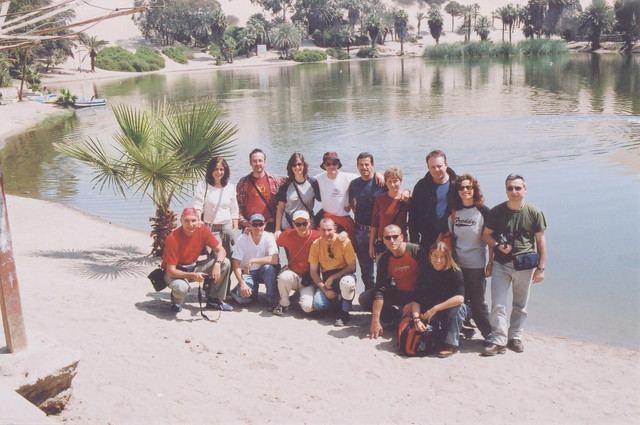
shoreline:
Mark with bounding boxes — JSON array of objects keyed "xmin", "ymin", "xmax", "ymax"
[{"xmin": 1, "ymin": 193, "xmax": 639, "ymax": 425}]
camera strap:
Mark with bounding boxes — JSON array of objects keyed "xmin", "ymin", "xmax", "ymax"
[{"xmin": 197, "ymin": 284, "xmax": 221, "ymax": 322}]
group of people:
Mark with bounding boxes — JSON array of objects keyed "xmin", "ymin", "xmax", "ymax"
[{"xmin": 161, "ymin": 148, "xmax": 547, "ymax": 358}]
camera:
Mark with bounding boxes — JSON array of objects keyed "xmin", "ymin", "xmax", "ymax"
[
  {"xmin": 203, "ymin": 275, "xmax": 214, "ymax": 293},
  {"xmin": 496, "ymin": 233, "xmax": 514, "ymax": 247}
]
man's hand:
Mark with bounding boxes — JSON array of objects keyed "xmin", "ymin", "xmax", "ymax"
[
  {"xmin": 485, "ymin": 262, "xmax": 492, "ymax": 277},
  {"xmin": 211, "ymin": 262, "xmax": 221, "ymax": 281},
  {"xmin": 497, "ymin": 243, "xmax": 512, "ymax": 254},
  {"xmin": 323, "ymin": 288, "xmax": 337, "ymax": 299},
  {"xmin": 370, "ymin": 319, "xmax": 383, "ymax": 339},
  {"xmin": 533, "ymin": 269, "xmax": 545, "ymax": 284},
  {"xmin": 239, "ymin": 281, "xmax": 252, "ymax": 298}
]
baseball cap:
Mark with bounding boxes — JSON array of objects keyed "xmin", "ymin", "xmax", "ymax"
[
  {"xmin": 249, "ymin": 213, "xmax": 266, "ymax": 223},
  {"xmin": 292, "ymin": 210, "xmax": 310, "ymax": 221},
  {"xmin": 181, "ymin": 207, "xmax": 199, "ymax": 219}
]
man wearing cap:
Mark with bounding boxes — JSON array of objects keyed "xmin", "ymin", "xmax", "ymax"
[
  {"xmin": 314, "ymin": 152, "xmax": 359, "ymax": 240},
  {"xmin": 359, "ymin": 224, "xmax": 429, "ymax": 338},
  {"xmin": 162, "ymin": 207, "xmax": 233, "ymax": 312},
  {"xmin": 273, "ymin": 210, "xmax": 321, "ymax": 315},
  {"xmin": 230, "ymin": 213, "xmax": 280, "ymax": 307},
  {"xmin": 309, "ymin": 217, "xmax": 357, "ymax": 326},
  {"xmin": 348, "ymin": 152, "xmax": 388, "ymax": 291},
  {"xmin": 236, "ymin": 148, "xmax": 286, "ymax": 232}
]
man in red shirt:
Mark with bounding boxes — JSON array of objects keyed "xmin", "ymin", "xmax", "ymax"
[
  {"xmin": 359, "ymin": 224, "xmax": 430, "ymax": 339},
  {"xmin": 236, "ymin": 148, "xmax": 286, "ymax": 232},
  {"xmin": 273, "ymin": 210, "xmax": 321, "ymax": 315},
  {"xmin": 163, "ymin": 208, "xmax": 232, "ymax": 313}
]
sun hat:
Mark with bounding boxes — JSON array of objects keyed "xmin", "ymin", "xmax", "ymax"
[
  {"xmin": 292, "ymin": 210, "xmax": 310, "ymax": 221},
  {"xmin": 320, "ymin": 152, "xmax": 342, "ymax": 170}
]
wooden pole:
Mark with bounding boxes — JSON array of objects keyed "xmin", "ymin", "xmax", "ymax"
[{"xmin": 0, "ymin": 169, "xmax": 27, "ymax": 352}]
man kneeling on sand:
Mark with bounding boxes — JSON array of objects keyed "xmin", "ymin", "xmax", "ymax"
[{"xmin": 162, "ymin": 207, "xmax": 233, "ymax": 313}]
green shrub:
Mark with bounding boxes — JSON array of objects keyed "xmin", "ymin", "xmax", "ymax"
[
  {"xmin": 96, "ymin": 46, "xmax": 165, "ymax": 72},
  {"xmin": 162, "ymin": 45, "xmax": 194, "ymax": 64},
  {"xmin": 356, "ymin": 47, "xmax": 378, "ymax": 58},
  {"xmin": 464, "ymin": 41, "xmax": 494, "ymax": 57},
  {"xmin": 493, "ymin": 42, "xmax": 519, "ymax": 56},
  {"xmin": 423, "ymin": 43, "xmax": 464, "ymax": 59},
  {"xmin": 208, "ymin": 43, "xmax": 224, "ymax": 66},
  {"xmin": 291, "ymin": 49, "xmax": 328, "ymax": 62},
  {"xmin": 55, "ymin": 88, "xmax": 77, "ymax": 108},
  {"xmin": 518, "ymin": 39, "xmax": 568, "ymax": 55},
  {"xmin": 326, "ymin": 48, "xmax": 349, "ymax": 60}
]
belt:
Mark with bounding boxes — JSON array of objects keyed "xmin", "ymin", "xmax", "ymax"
[
  {"xmin": 205, "ymin": 222, "xmax": 228, "ymax": 231},
  {"xmin": 355, "ymin": 222, "xmax": 371, "ymax": 231}
]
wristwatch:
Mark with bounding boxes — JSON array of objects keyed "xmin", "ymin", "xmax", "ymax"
[
  {"xmin": 215, "ymin": 260, "xmax": 223, "ymax": 265},
  {"xmin": 536, "ymin": 266, "xmax": 545, "ymax": 271}
]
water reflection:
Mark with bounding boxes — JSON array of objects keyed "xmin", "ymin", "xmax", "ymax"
[{"xmin": 1, "ymin": 54, "xmax": 639, "ymax": 349}]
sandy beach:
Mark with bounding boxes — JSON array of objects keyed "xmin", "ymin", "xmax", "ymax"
[{"xmin": 1, "ymin": 1, "xmax": 640, "ymax": 424}]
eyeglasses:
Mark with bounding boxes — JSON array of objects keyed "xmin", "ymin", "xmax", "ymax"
[
  {"xmin": 294, "ymin": 221, "xmax": 309, "ymax": 227},
  {"xmin": 458, "ymin": 185, "xmax": 474, "ymax": 191},
  {"xmin": 327, "ymin": 245, "xmax": 334, "ymax": 258},
  {"xmin": 324, "ymin": 161, "xmax": 338, "ymax": 166},
  {"xmin": 250, "ymin": 221, "xmax": 265, "ymax": 227},
  {"xmin": 383, "ymin": 234, "xmax": 401, "ymax": 241},
  {"xmin": 507, "ymin": 186, "xmax": 524, "ymax": 192},
  {"xmin": 292, "ymin": 162, "xmax": 304, "ymax": 168}
]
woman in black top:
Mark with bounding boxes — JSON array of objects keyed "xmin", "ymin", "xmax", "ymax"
[{"xmin": 409, "ymin": 241, "xmax": 471, "ymax": 358}]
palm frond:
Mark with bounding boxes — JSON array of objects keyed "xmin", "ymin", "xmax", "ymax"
[{"xmin": 54, "ymin": 137, "xmax": 128, "ymax": 196}]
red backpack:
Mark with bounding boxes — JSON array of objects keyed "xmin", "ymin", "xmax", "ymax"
[{"xmin": 397, "ymin": 316, "xmax": 432, "ymax": 357}]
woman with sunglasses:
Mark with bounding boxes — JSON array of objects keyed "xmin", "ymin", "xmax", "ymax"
[
  {"xmin": 369, "ymin": 167, "xmax": 410, "ymax": 260},
  {"xmin": 274, "ymin": 152, "xmax": 321, "ymax": 239},
  {"xmin": 443, "ymin": 174, "xmax": 492, "ymax": 340},
  {"xmin": 193, "ymin": 156, "xmax": 239, "ymax": 259},
  {"xmin": 410, "ymin": 241, "xmax": 470, "ymax": 358}
]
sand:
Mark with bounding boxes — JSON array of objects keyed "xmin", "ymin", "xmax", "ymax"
[
  {"xmin": 1, "ymin": 1, "xmax": 639, "ymax": 424},
  {"xmin": 1, "ymin": 195, "xmax": 639, "ymax": 424}
]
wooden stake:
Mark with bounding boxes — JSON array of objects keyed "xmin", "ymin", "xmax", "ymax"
[{"xmin": 0, "ymin": 169, "xmax": 27, "ymax": 352}]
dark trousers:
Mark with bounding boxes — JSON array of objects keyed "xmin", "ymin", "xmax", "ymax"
[
  {"xmin": 359, "ymin": 287, "xmax": 415, "ymax": 322},
  {"xmin": 461, "ymin": 267, "xmax": 492, "ymax": 339}
]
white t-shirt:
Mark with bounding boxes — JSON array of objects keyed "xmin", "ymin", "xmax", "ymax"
[
  {"xmin": 192, "ymin": 181, "xmax": 239, "ymax": 225},
  {"xmin": 315, "ymin": 171, "xmax": 357, "ymax": 216},
  {"xmin": 232, "ymin": 232, "xmax": 278, "ymax": 271}
]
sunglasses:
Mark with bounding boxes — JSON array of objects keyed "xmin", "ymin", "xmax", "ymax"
[
  {"xmin": 327, "ymin": 245, "xmax": 334, "ymax": 258},
  {"xmin": 292, "ymin": 162, "xmax": 304, "ymax": 168},
  {"xmin": 250, "ymin": 221, "xmax": 265, "ymax": 227},
  {"xmin": 458, "ymin": 185, "xmax": 474, "ymax": 191},
  {"xmin": 294, "ymin": 221, "xmax": 309, "ymax": 227},
  {"xmin": 383, "ymin": 234, "xmax": 401, "ymax": 241},
  {"xmin": 324, "ymin": 161, "xmax": 339, "ymax": 166},
  {"xmin": 507, "ymin": 186, "xmax": 524, "ymax": 192}
]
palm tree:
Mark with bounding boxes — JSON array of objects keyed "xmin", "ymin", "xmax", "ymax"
[
  {"xmin": 78, "ymin": 34, "xmax": 109, "ymax": 72},
  {"xmin": 427, "ymin": 7, "xmax": 444, "ymax": 45},
  {"xmin": 474, "ymin": 15, "xmax": 492, "ymax": 40},
  {"xmin": 393, "ymin": 9, "xmax": 409, "ymax": 54},
  {"xmin": 270, "ymin": 22, "xmax": 302, "ymax": 59},
  {"xmin": 54, "ymin": 101, "xmax": 238, "ymax": 256},
  {"xmin": 445, "ymin": 1, "xmax": 463, "ymax": 32},
  {"xmin": 363, "ymin": 11, "xmax": 384, "ymax": 48},
  {"xmin": 580, "ymin": 0, "xmax": 615, "ymax": 50},
  {"xmin": 338, "ymin": 24, "xmax": 357, "ymax": 54},
  {"xmin": 416, "ymin": 11, "xmax": 425, "ymax": 36}
]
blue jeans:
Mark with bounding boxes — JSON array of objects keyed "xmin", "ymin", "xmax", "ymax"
[
  {"xmin": 353, "ymin": 228, "xmax": 375, "ymax": 290},
  {"xmin": 488, "ymin": 261, "xmax": 535, "ymax": 346},
  {"xmin": 430, "ymin": 303, "xmax": 471, "ymax": 347},
  {"xmin": 312, "ymin": 273, "xmax": 356, "ymax": 313},
  {"xmin": 233, "ymin": 264, "xmax": 278, "ymax": 305}
]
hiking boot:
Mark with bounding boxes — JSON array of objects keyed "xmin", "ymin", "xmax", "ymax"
[
  {"xmin": 507, "ymin": 339, "xmax": 524, "ymax": 353},
  {"xmin": 272, "ymin": 304, "xmax": 288, "ymax": 316},
  {"xmin": 334, "ymin": 311, "xmax": 351, "ymax": 327},
  {"xmin": 481, "ymin": 343, "xmax": 506, "ymax": 356}
]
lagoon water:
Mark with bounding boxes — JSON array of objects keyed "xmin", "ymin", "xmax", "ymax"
[{"xmin": 2, "ymin": 54, "xmax": 639, "ymax": 349}]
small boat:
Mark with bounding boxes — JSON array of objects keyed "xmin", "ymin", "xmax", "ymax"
[
  {"xmin": 28, "ymin": 93, "xmax": 58, "ymax": 103},
  {"xmin": 74, "ymin": 96, "xmax": 107, "ymax": 108}
]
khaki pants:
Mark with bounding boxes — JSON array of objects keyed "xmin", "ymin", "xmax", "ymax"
[{"xmin": 277, "ymin": 269, "xmax": 315, "ymax": 312}]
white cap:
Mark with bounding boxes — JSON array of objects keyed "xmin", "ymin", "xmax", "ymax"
[
  {"xmin": 292, "ymin": 210, "xmax": 310, "ymax": 221},
  {"xmin": 339, "ymin": 275, "xmax": 356, "ymax": 301}
]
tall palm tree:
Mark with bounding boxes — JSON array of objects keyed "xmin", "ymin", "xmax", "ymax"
[
  {"xmin": 474, "ymin": 15, "xmax": 492, "ymax": 40},
  {"xmin": 393, "ymin": 9, "xmax": 409, "ymax": 54},
  {"xmin": 55, "ymin": 101, "xmax": 238, "ymax": 256},
  {"xmin": 270, "ymin": 22, "xmax": 302, "ymax": 59},
  {"xmin": 580, "ymin": 0, "xmax": 615, "ymax": 50},
  {"xmin": 78, "ymin": 34, "xmax": 109, "ymax": 72},
  {"xmin": 416, "ymin": 11, "xmax": 425, "ymax": 36},
  {"xmin": 427, "ymin": 7, "xmax": 444, "ymax": 45}
]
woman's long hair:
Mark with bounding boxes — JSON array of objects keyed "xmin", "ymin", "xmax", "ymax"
[
  {"xmin": 205, "ymin": 156, "xmax": 230, "ymax": 187},
  {"xmin": 450, "ymin": 173, "xmax": 484, "ymax": 211},
  {"xmin": 286, "ymin": 152, "xmax": 309, "ymax": 181},
  {"xmin": 429, "ymin": 241, "xmax": 460, "ymax": 271}
]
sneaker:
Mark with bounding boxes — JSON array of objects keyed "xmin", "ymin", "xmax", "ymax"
[
  {"xmin": 208, "ymin": 300, "xmax": 234, "ymax": 311},
  {"xmin": 334, "ymin": 312, "xmax": 351, "ymax": 327},
  {"xmin": 170, "ymin": 303, "xmax": 183, "ymax": 313},
  {"xmin": 272, "ymin": 304, "xmax": 288, "ymax": 316},
  {"xmin": 507, "ymin": 338, "xmax": 524, "ymax": 353},
  {"xmin": 481, "ymin": 343, "xmax": 506, "ymax": 356}
]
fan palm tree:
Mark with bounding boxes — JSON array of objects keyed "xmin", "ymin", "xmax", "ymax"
[
  {"xmin": 270, "ymin": 22, "xmax": 302, "ymax": 59},
  {"xmin": 393, "ymin": 9, "xmax": 409, "ymax": 54},
  {"xmin": 474, "ymin": 15, "xmax": 492, "ymax": 40},
  {"xmin": 78, "ymin": 34, "xmax": 109, "ymax": 72},
  {"xmin": 580, "ymin": 0, "xmax": 615, "ymax": 50},
  {"xmin": 55, "ymin": 101, "xmax": 238, "ymax": 256},
  {"xmin": 428, "ymin": 7, "xmax": 444, "ymax": 45}
]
